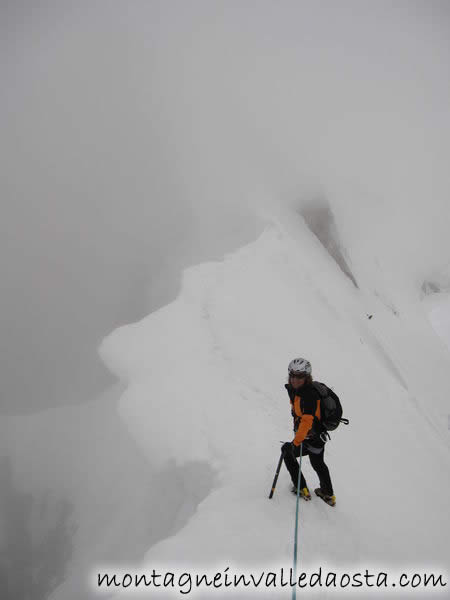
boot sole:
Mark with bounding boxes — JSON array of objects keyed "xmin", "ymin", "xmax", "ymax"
[{"xmin": 314, "ymin": 489, "xmax": 336, "ymax": 506}]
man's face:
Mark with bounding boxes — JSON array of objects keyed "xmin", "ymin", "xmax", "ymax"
[{"xmin": 289, "ymin": 373, "xmax": 306, "ymax": 389}]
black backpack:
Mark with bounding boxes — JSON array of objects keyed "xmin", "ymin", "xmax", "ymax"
[{"xmin": 311, "ymin": 382, "xmax": 349, "ymax": 431}]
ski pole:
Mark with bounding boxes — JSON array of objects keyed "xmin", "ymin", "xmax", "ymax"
[
  {"xmin": 268, "ymin": 451, "xmax": 284, "ymax": 499},
  {"xmin": 292, "ymin": 442, "xmax": 303, "ymax": 600}
]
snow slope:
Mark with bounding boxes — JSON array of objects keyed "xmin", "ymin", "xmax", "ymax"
[
  {"xmin": 1, "ymin": 209, "xmax": 449, "ymax": 600},
  {"xmin": 90, "ymin": 209, "xmax": 450, "ymax": 599}
]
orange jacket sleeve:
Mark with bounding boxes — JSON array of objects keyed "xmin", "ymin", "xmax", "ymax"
[{"xmin": 293, "ymin": 414, "xmax": 314, "ymax": 446}]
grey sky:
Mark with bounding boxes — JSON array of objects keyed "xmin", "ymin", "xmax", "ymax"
[
  {"xmin": 1, "ymin": 1, "xmax": 450, "ymax": 413},
  {"xmin": 1, "ymin": 4, "xmax": 450, "ymax": 600},
  {"xmin": 1, "ymin": 1, "xmax": 262, "ymax": 413}
]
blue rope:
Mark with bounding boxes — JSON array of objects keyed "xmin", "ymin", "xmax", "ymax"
[{"xmin": 292, "ymin": 442, "xmax": 303, "ymax": 600}]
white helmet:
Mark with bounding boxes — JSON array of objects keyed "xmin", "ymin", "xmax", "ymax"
[{"xmin": 288, "ymin": 357, "xmax": 311, "ymax": 376}]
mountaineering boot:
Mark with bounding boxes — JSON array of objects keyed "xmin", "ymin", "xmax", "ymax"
[
  {"xmin": 315, "ymin": 488, "xmax": 336, "ymax": 506},
  {"xmin": 291, "ymin": 485, "xmax": 312, "ymax": 500}
]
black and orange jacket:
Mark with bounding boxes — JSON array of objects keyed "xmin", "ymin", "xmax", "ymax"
[{"xmin": 285, "ymin": 382, "xmax": 321, "ymax": 447}]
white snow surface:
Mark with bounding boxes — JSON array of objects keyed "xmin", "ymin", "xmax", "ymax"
[
  {"xmin": 424, "ymin": 293, "xmax": 450, "ymax": 354},
  {"xmin": 2, "ymin": 210, "xmax": 449, "ymax": 600},
  {"xmin": 97, "ymin": 210, "xmax": 449, "ymax": 598}
]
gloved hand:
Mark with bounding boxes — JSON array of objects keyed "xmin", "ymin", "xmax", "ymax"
[{"xmin": 281, "ymin": 441, "xmax": 294, "ymax": 455}]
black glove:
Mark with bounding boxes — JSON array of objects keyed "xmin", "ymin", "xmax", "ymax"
[{"xmin": 281, "ymin": 441, "xmax": 294, "ymax": 455}]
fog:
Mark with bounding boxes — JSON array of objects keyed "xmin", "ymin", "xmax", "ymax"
[
  {"xmin": 2, "ymin": 1, "xmax": 450, "ymax": 413},
  {"xmin": 1, "ymin": 2, "xmax": 450, "ymax": 599}
]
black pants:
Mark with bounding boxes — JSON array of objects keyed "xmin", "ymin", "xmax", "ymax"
[{"xmin": 283, "ymin": 443, "xmax": 334, "ymax": 496}]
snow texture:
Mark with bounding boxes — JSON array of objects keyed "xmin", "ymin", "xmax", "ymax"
[
  {"xmin": 1, "ymin": 209, "xmax": 449, "ymax": 600},
  {"xmin": 96, "ymin": 210, "xmax": 448, "ymax": 598}
]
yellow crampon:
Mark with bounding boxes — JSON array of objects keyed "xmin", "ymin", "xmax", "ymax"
[{"xmin": 300, "ymin": 487, "xmax": 311, "ymax": 500}]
